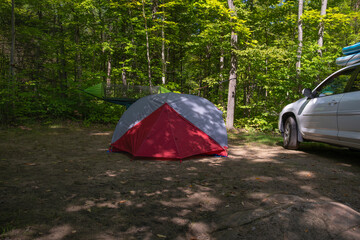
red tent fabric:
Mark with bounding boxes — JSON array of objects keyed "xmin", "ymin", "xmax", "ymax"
[
  {"xmin": 110, "ymin": 93, "xmax": 228, "ymax": 160},
  {"xmin": 111, "ymin": 103, "xmax": 226, "ymax": 159}
]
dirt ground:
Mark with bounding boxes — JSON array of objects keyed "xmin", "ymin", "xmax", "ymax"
[{"xmin": 1, "ymin": 124, "xmax": 360, "ymax": 240}]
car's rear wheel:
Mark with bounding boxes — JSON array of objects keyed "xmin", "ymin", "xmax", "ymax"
[{"xmin": 283, "ymin": 116, "xmax": 299, "ymax": 150}]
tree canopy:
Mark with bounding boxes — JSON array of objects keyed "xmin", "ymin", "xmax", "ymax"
[{"xmin": 1, "ymin": 0, "xmax": 359, "ymax": 130}]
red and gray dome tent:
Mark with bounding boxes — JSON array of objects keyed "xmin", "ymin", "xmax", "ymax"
[{"xmin": 110, "ymin": 92, "xmax": 228, "ymax": 160}]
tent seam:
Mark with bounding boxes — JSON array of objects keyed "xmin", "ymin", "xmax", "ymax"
[
  {"xmin": 133, "ymin": 103, "xmax": 167, "ymax": 155},
  {"xmin": 167, "ymin": 104, "xmax": 181, "ymax": 159},
  {"xmin": 171, "ymin": 108, "xmax": 226, "ymax": 154}
]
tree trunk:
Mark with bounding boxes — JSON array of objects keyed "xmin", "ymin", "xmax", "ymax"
[
  {"xmin": 296, "ymin": 0, "xmax": 304, "ymax": 77},
  {"xmin": 353, "ymin": 0, "xmax": 360, "ymax": 10},
  {"xmin": 161, "ymin": 1, "xmax": 166, "ymax": 85},
  {"xmin": 9, "ymin": 0, "xmax": 15, "ymax": 81},
  {"xmin": 219, "ymin": 48, "xmax": 224, "ymax": 108},
  {"xmin": 318, "ymin": 0, "xmax": 327, "ymax": 56},
  {"xmin": 180, "ymin": 44, "xmax": 183, "ymax": 92},
  {"xmin": 128, "ymin": 7, "xmax": 136, "ymax": 84},
  {"xmin": 106, "ymin": 57, "xmax": 111, "ymax": 87},
  {"xmin": 59, "ymin": 21, "xmax": 67, "ymax": 92},
  {"xmin": 226, "ymin": 0, "xmax": 238, "ymax": 130},
  {"xmin": 352, "ymin": 0, "xmax": 360, "ymax": 34},
  {"xmin": 106, "ymin": 23, "xmax": 112, "ymax": 88},
  {"xmin": 152, "ymin": 0, "xmax": 159, "ymax": 19},
  {"xmin": 198, "ymin": 55, "xmax": 202, "ymax": 96},
  {"xmin": 142, "ymin": 0, "xmax": 152, "ymax": 87},
  {"xmin": 5, "ymin": 0, "xmax": 16, "ymax": 122},
  {"xmin": 74, "ymin": 13, "xmax": 82, "ymax": 82}
]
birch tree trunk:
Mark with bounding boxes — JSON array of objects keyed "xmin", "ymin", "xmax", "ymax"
[
  {"xmin": 318, "ymin": 0, "xmax": 327, "ymax": 57},
  {"xmin": 122, "ymin": 63, "xmax": 127, "ymax": 86},
  {"xmin": 296, "ymin": 0, "xmax": 304, "ymax": 77},
  {"xmin": 226, "ymin": 0, "xmax": 238, "ymax": 130},
  {"xmin": 142, "ymin": 0, "xmax": 152, "ymax": 87},
  {"xmin": 161, "ymin": 1, "xmax": 166, "ymax": 85},
  {"xmin": 106, "ymin": 57, "xmax": 111, "ymax": 87},
  {"xmin": 219, "ymin": 48, "xmax": 224, "ymax": 108},
  {"xmin": 105, "ymin": 23, "xmax": 112, "ymax": 88}
]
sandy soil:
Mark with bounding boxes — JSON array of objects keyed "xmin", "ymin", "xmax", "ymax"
[{"xmin": 1, "ymin": 124, "xmax": 360, "ymax": 240}]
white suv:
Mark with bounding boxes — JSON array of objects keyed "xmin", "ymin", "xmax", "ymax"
[{"xmin": 279, "ymin": 63, "xmax": 360, "ymax": 150}]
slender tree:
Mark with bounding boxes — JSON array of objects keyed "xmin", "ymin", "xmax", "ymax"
[
  {"xmin": 9, "ymin": 0, "xmax": 15, "ymax": 81},
  {"xmin": 226, "ymin": 0, "xmax": 238, "ymax": 130},
  {"xmin": 122, "ymin": 63, "xmax": 127, "ymax": 85},
  {"xmin": 296, "ymin": 0, "xmax": 304, "ymax": 76},
  {"xmin": 318, "ymin": 0, "xmax": 327, "ymax": 56},
  {"xmin": 106, "ymin": 25, "xmax": 112, "ymax": 87},
  {"xmin": 161, "ymin": 0, "xmax": 166, "ymax": 85},
  {"xmin": 106, "ymin": 57, "xmax": 112, "ymax": 86},
  {"xmin": 142, "ymin": 0, "xmax": 152, "ymax": 87},
  {"xmin": 219, "ymin": 47, "xmax": 224, "ymax": 107}
]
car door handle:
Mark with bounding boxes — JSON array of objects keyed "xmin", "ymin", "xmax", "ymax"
[{"xmin": 328, "ymin": 100, "xmax": 338, "ymax": 105}]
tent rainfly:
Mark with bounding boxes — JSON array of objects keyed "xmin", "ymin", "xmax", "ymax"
[{"xmin": 110, "ymin": 93, "xmax": 228, "ymax": 160}]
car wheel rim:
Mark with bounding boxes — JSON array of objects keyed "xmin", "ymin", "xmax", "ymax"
[{"xmin": 284, "ymin": 121, "xmax": 290, "ymax": 145}]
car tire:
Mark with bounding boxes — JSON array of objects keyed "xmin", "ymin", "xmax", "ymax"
[{"xmin": 283, "ymin": 116, "xmax": 299, "ymax": 150}]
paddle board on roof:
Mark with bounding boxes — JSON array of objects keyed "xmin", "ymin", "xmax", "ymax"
[
  {"xmin": 336, "ymin": 52, "xmax": 360, "ymax": 66},
  {"xmin": 342, "ymin": 42, "xmax": 360, "ymax": 55}
]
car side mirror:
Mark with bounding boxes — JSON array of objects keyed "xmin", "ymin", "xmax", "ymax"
[{"xmin": 302, "ymin": 88, "xmax": 313, "ymax": 98}]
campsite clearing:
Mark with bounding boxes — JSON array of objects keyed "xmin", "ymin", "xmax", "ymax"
[{"xmin": 1, "ymin": 124, "xmax": 360, "ymax": 240}]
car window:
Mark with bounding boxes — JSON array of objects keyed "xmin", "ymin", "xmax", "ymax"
[
  {"xmin": 349, "ymin": 70, "xmax": 360, "ymax": 92},
  {"xmin": 316, "ymin": 68, "xmax": 355, "ymax": 97}
]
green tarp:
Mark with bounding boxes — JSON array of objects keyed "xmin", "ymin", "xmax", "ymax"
[{"xmin": 82, "ymin": 83, "xmax": 171, "ymax": 108}]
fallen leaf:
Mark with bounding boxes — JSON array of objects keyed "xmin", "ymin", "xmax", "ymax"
[{"xmin": 156, "ymin": 234, "xmax": 166, "ymax": 238}]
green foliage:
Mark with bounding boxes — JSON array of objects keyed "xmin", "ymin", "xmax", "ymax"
[
  {"xmin": 235, "ymin": 114, "xmax": 277, "ymax": 132},
  {"xmin": 0, "ymin": 0, "xmax": 359, "ymax": 131},
  {"xmin": 81, "ymin": 100, "xmax": 126, "ymax": 125},
  {"xmin": 227, "ymin": 129, "xmax": 281, "ymax": 146}
]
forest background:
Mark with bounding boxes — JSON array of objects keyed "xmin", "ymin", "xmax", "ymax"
[{"xmin": 1, "ymin": 0, "xmax": 359, "ymax": 131}]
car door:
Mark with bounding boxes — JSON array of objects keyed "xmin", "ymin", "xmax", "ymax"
[
  {"xmin": 337, "ymin": 68, "xmax": 360, "ymax": 148},
  {"xmin": 299, "ymin": 68, "xmax": 356, "ymax": 143}
]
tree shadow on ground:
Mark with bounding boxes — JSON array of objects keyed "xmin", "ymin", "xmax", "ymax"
[{"xmin": 1, "ymin": 126, "xmax": 360, "ymax": 240}]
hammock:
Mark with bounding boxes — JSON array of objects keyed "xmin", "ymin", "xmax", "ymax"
[{"xmin": 83, "ymin": 83, "xmax": 171, "ymax": 108}]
